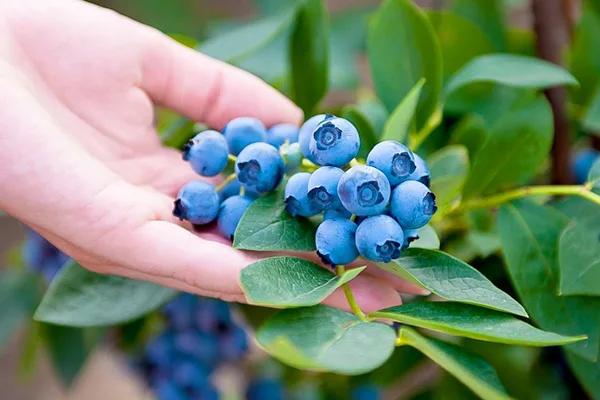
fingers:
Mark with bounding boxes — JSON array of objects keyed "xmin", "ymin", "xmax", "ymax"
[{"xmin": 140, "ymin": 32, "xmax": 303, "ymax": 129}]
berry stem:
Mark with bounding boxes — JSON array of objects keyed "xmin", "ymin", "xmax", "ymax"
[
  {"xmin": 301, "ymin": 158, "xmax": 318, "ymax": 171},
  {"xmin": 451, "ymin": 184, "xmax": 600, "ymax": 214},
  {"xmin": 409, "ymin": 106, "xmax": 442, "ymax": 151},
  {"xmin": 228, "ymin": 154, "xmax": 237, "ymax": 163},
  {"xmin": 349, "ymin": 158, "xmax": 362, "ymax": 168},
  {"xmin": 335, "ymin": 265, "xmax": 368, "ymax": 322},
  {"xmin": 216, "ymin": 173, "xmax": 237, "ymax": 191}
]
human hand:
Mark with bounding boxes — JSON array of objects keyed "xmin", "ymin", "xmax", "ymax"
[{"xmin": 0, "ymin": 0, "xmax": 423, "ymax": 311}]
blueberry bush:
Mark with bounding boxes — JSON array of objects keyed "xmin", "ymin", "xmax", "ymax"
[{"xmin": 2, "ymin": 0, "xmax": 600, "ymax": 399}]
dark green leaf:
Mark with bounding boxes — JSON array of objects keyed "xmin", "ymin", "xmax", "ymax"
[
  {"xmin": 589, "ymin": 158, "xmax": 600, "ymax": 188},
  {"xmin": 446, "ymin": 54, "xmax": 578, "ymax": 96},
  {"xmin": 428, "ymin": 145, "xmax": 469, "ymax": 214},
  {"xmin": 241, "ymin": 257, "xmax": 365, "ymax": 307},
  {"xmin": 378, "ymin": 248, "xmax": 527, "ymax": 317},
  {"xmin": 342, "ymin": 105, "xmax": 379, "ymax": 159},
  {"xmin": 234, "ymin": 190, "xmax": 317, "ymax": 251},
  {"xmin": 451, "ymin": 0, "xmax": 507, "ymax": 51},
  {"xmin": 40, "ymin": 324, "xmax": 102, "ymax": 387},
  {"xmin": 289, "ymin": 0, "xmax": 329, "ymax": 114},
  {"xmin": 566, "ymin": 351, "xmax": 600, "ymax": 399},
  {"xmin": 428, "ymin": 11, "xmax": 495, "ymax": 77},
  {"xmin": 159, "ymin": 116, "xmax": 197, "ymax": 149},
  {"xmin": 373, "ymin": 302, "xmax": 585, "ymax": 346},
  {"xmin": 558, "ymin": 213, "xmax": 600, "ymax": 296},
  {"xmin": 200, "ymin": 7, "xmax": 296, "ymax": 63},
  {"xmin": 582, "ymin": 86, "xmax": 600, "ymax": 133},
  {"xmin": 570, "ymin": 4, "xmax": 600, "ymax": 106},
  {"xmin": 368, "ymin": 0, "xmax": 442, "ymax": 129},
  {"xmin": 398, "ymin": 327, "xmax": 510, "ymax": 400},
  {"xmin": 0, "ymin": 270, "xmax": 39, "ymax": 349},
  {"xmin": 498, "ymin": 200, "xmax": 600, "ymax": 361},
  {"xmin": 410, "ymin": 224, "xmax": 440, "ymax": 250},
  {"xmin": 257, "ymin": 305, "xmax": 396, "ymax": 375},
  {"xmin": 462, "ymin": 94, "xmax": 553, "ymax": 198},
  {"xmin": 34, "ymin": 261, "xmax": 176, "ymax": 327},
  {"xmin": 381, "ymin": 79, "xmax": 424, "ymax": 143}
]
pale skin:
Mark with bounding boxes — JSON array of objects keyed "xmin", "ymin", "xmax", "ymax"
[{"xmin": 0, "ymin": 0, "xmax": 425, "ymax": 312}]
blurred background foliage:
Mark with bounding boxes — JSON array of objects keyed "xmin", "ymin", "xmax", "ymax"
[{"xmin": 2, "ymin": 0, "xmax": 600, "ymax": 399}]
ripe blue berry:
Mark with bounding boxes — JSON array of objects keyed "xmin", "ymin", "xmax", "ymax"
[
  {"xmin": 223, "ymin": 117, "xmax": 267, "ymax": 155},
  {"xmin": 266, "ymin": 123, "xmax": 299, "ymax": 148},
  {"xmin": 390, "ymin": 180, "xmax": 437, "ymax": 229},
  {"xmin": 309, "ymin": 117, "xmax": 360, "ymax": 166},
  {"xmin": 219, "ymin": 325, "xmax": 249, "ymax": 361},
  {"xmin": 218, "ymin": 179, "xmax": 242, "ymax": 201},
  {"xmin": 572, "ymin": 148, "xmax": 599, "ymax": 184},
  {"xmin": 323, "ymin": 207, "xmax": 352, "ymax": 220},
  {"xmin": 174, "ymin": 330, "xmax": 219, "ymax": 364},
  {"xmin": 366, "ymin": 140, "xmax": 416, "ymax": 186},
  {"xmin": 308, "ymin": 166, "xmax": 344, "ymax": 211},
  {"xmin": 402, "ymin": 228, "xmax": 420, "ymax": 249},
  {"xmin": 316, "ymin": 218, "xmax": 359, "ymax": 266},
  {"xmin": 247, "ymin": 378, "xmax": 286, "ymax": 400},
  {"xmin": 280, "ymin": 142, "xmax": 303, "ymax": 174},
  {"xmin": 298, "ymin": 114, "xmax": 328, "ymax": 160},
  {"xmin": 23, "ymin": 230, "xmax": 69, "ymax": 282},
  {"xmin": 183, "ymin": 130, "xmax": 229, "ymax": 177},
  {"xmin": 355, "ymin": 215, "xmax": 404, "ymax": 262},
  {"xmin": 173, "ymin": 181, "xmax": 220, "ymax": 224},
  {"xmin": 154, "ymin": 380, "xmax": 187, "ymax": 400},
  {"xmin": 407, "ymin": 153, "xmax": 431, "ymax": 187},
  {"xmin": 172, "ymin": 360, "xmax": 210, "ymax": 390},
  {"xmin": 217, "ymin": 195, "xmax": 253, "ymax": 240},
  {"xmin": 338, "ymin": 166, "xmax": 391, "ymax": 216},
  {"xmin": 351, "ymin": 384, "xmax": 381, "ymax": 400},
  {"xmin": 284, "ymin": 172, "xmax": 321, "ymax": 217},
  {"xmin": 235, "ymin": 143, "xmax": 284, "ymax": 193}
]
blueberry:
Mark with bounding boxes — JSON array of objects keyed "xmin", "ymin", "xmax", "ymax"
[
  {"xmin": 337, "ymin": 166, "xmax": 391, "ymax": 216},
  {"xmin": 172, "ymin": 359, "xmax": 210, "ymax": 390},
  {"xmin": 173, "ymin": 181, "xmax": 220, "ymax": 224},
  {"xmin": 390, "ymin": 180, "xmax": 437, "ymax": 229},
  {"xmin": 183, "ymin": 130, "xmax": 229, "ymax": 177},
  {"xmin": 316, "ymin": 218, "xmax": 359, "ymax": 266},
  {"xmin": 23, "ymin": 230, "xmax": 69, "ymax": 282},
  {"xmin": 351, "ymin": 384, "xmax": 381, "ymax": 400},
  {"xmin": 218, "ymin": 179, "xmax": 242, "ymax": 201},
  {"xmin": 323, "ymin": 207, "xmax": 352, "ymax": 220},
  {"xmin": 355, "ymin": 215, "xmax": 404, "ymax": 262},
  {"xmin": 195, "ymin": 298, "xmax": 232, "ymax": 331},
  {"xmin": 174, "ymin": 330, "xmax": 219, "ymax": 364},
  {"xmin": 190, "ymin": 384, "xmax": 219, "ymax": 400},
  {"xmin": 309, "ymin": 117, "xmax": 360, "ymax": 166},
  {"xmin": 235, "ymin": 143, "xmax": 284, "ymax": 193},
  {"xmin": 223, "ymin": 117, "xmax": 267, "ymax": 155},
  {"xmin": 247, "ymin": 378, "xmax": 286, "ymax": 400},
  {"xmin": 145, "ymin": 332, "xmax": 176, "ymax": 367},
  {"xmin": 217, "ymin": 195, "xmax": 253, "ymax": 240},
  {"xmin": 572, "ymin": 148, "xmax": 599, "ymax": 184},
  {"xmin": 267, "ymin": 123, "xmax": 299, "ymax": 148},
  {"xmin": 366, "ymin": 140, "xmax": 416, "ymax": 186},
  {"xmin": 219, "ymin": 325, "xmax": 249, "ymax": 361},
  {"xmin": 308, "ymin": 166, "xmax": 344, "ymax": 211},
  {"xmin": 402, "ymin": 228, "xmax": 420, "ymax": 249},
  {"xmin": 298, "ymin": 114, "xmax": 328, "ymax": 160},
  {"xmin": 153, "ymin": 380, "xmax": 187, "ymax": 400},
  {"xmin": 284, "ymin": 172, "xmax": 321, "ymax": 217},
  {"xmin": 164, "ymin": 294, "xmax": 198, "ymax": 330},
  {"xmin": 407, "ymin": 153, "xmax": 431, "ymax": 187},
  {"xmin": 280, "ymin": 142, "xmax": 303, "ymax": 174}
]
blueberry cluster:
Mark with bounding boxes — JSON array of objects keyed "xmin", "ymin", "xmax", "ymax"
[
  {"xmin": 23, "ymin": 230, "xmax": 69, "ymax": 282},
  {"xmin": 136, "ymin": 294, "xmax": 248, "ymax": 400},
  {"xmin": 285, "ymin": 115, "xmax": 437, "ymax": 266},
  {"xmin": 174, "ymin": 117, "xmax": 299, "ymax": 239}
]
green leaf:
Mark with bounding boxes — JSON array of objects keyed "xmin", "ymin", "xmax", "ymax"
[
  {"xmin": 342, "ymin": 104, "xmax": 379, "ymax": 159},
  {"xmin": 0, "ymin": 270, "xmax": 39, "ymax": 349},
  {"xmin": 428, "ymin": 11, "xmax": 495, "ymax": 77},
  {"xmin": 373, "ymin": 302, "xmax": 585, "ymax": 346},
  {"xmin": 428, "ymin": 145, "xmax": 469, "ymax": 214},
  {"xmin": 398, "ymin": 327, "xmax": 510, "ymax": 400},
  {"xmin": 582, "ymin": 85, "xmax": 600, "ymax": 133},
  {"xmin": 589, "ymin": 158, "xmax": 600, "ymax": 188},
  {"xmin": 200, "ymin": 7, "xmax": 296, "ymax": 63},
  {"xmin": 410, "ymin": 224, "xmax": 440, "ymax": 250},
  {"xmin": 40, "ymin": 324, "xmax": 102, "ymax": 387},
  {"xmin": 256, "ymin": 305, "xmax": 396, "ymax": 375},
  {"xmin": 570, "ymin": 3, "xmax": 600, "ymax": 106},
  {"xmin": 289, "ymin": 0, "xmax": 329, "ymax": 114},
  {"xmin": 566, "ymin": 351, "xmax": 600, "ymax": 399},
  {"xmin": 368, "ymin": 0, "xmax": 442, "ymax": 129},
  {"xmin": 462, "ymin": 93, "xmax": 553, "ymax": 198},
  {"xmin": 34, "ymin": 261, "xmax": 176, "ymax": 327},
  {"xmin": 234, "ymin": 190, "xmax": 317, "ymax": 251},
  {"xmin": 558, "ymin": 213, "xmax": 600, "ymax": 296},
  {"xmin": 378, "ymin": 248, "xmax": 527, "ymax": 317},
  {"xmin": 240, "ymin": 257, "xmax": 365, "ymax": 307},
  {"xmin": 498, "ymin": 200, "xmax": 600, "ymax": 361},
  {"xmin": 380, "ymin": 79, "xmax": 424, "ymax": 143},
  {"xmin": 451, "ymin": 0, "xmax": 507, "ymax": 51},
  {"xmin": 446, "ymin": 54, "xmax": 578, "ymax": 96}
]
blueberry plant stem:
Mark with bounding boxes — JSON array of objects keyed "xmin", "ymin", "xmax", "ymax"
[
  {"xmin": 216, "ymin": 173, "xmax": 237, "ymax": 191},
  {"xmin": 349, "ymin": 158, "xmax": 362, "ymax": 168},
  {"xmin": 228, "ymin": 154, "xmax": 237, "ymax": 163},
  {"xmin": 335, "ymin": 265, "xmax": 368, "ymax": 322},
  {"xmin": 301, "ymin": 158, "xmax": 318, "ymax": 171},
  {"xmin": 453, "ymin": 184, "xmax": 600, "ymax": 213}
]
